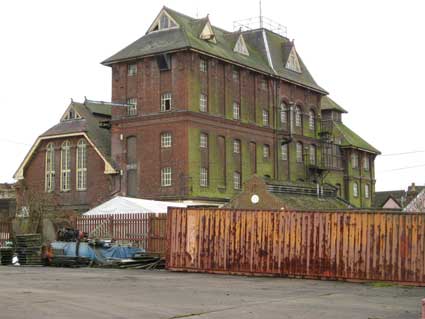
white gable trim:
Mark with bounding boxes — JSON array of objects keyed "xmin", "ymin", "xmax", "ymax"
[
  {"xmin": 147, "ymin": 8, "xmax": 179, "ymax": 34},
  {"xmin": 14, "ymin": 132, "xmax": 117, "ymax": 180},
  {"xmin": 60, "ymin": 104, "xmax": 82, "ymax": 122},
  {"xmin": 200, "ymin": 21, "xmax": 216, "ymax": 43},
  {"xmin": 285, "ymin": 46, "xmax": 302, "ymax": 73},
  {"xmin": 233, "ymin": 34, "xmax": 249, "ymax": 56}
]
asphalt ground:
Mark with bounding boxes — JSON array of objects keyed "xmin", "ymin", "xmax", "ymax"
[{"xmin": 0, "ymin": 266, "xmax": 424, "ymax": 319}]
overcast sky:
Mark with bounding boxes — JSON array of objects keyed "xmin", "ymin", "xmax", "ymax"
[{"xmin": 1, "ymin": 0, "xmax": 424, "ymax": 191}]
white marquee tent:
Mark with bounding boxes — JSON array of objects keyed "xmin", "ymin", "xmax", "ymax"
[{"xmin": 83, "ymin": 196, "xmax": 187, "ymax": 216}]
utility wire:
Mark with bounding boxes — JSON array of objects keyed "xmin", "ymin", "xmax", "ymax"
[
  {"xmin": 378, "ymin": 164, "xmax": 425, "ymax": 172},
  {"xmin": 381, "ymin": 150, "xmax": 425, "ymax": 156}
]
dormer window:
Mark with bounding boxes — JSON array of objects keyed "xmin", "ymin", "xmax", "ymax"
[
  {"xmin": 200, "ymin": 20, "xmax": 216, "ymax": 43},
  {"xmin": 63, "ymin": 109, "xmax": 81, "ymax": 121},
  {"xmin": 234, "ymin": 35, "xmax": 249, "ymax": 56},
  {"xmin": 149, "ymin": 10, "xmax": 178, "ymax": 33},
  {"xmin": 285, "ymin": 46, "xmax": 301, "ymax": 73}
]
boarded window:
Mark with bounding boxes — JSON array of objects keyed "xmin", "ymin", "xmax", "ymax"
[{"xmin": 126, "ymin": 136, "xmax": 137, "ymax": 197}]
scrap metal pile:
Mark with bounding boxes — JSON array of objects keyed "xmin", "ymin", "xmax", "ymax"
[
  {"xmin": 15, "ymin": 234, "xmax": 42, "ymax": 265},
  {"xmin": 98, "ymin": 252, "xmax": 165, "ymax": 269}
]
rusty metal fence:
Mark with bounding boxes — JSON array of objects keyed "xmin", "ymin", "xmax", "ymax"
[
  {"xmin": 0, "ymin": 221, "xmax": 11, "ymax": 245},
  {"xmin": 167, "ymin": 208, "xmax": 425, "ymax": 285},
  {"xmin": 76, "ymin": 214, "xmax": 167, "ymax": 255}
]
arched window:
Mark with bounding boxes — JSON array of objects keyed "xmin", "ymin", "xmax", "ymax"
[
  {"xmin": 281, "ymin": 143, "xmax": 288, "ymax": 161},
  {"xmin": 295, "ymin": 106, "xmax": 302, "ymax": 127},
  {"xmin": 280, "ymin": 103, "xmax": 288, "ymax": 126},
  {"xmin": 45, "ymin": 143, "xmax": 55, "ymax": 192},
  {"xmin": 60, "ymin": 141, "xmax": 71, "ymax": 191},
  {"xmin": 309, "ymin": 145, "xmax": 316, "ymax": 165},
  {"xmin": 309, "ymin": 110, "xmax": 315, "ymax": 131},
  {"xmin": 76, "ymin": 139, "xmax": 87, "ymax": 191},
  {"xmin": 296, "ymin": 142, "xmax": 303, "ymax": 163},
  {"xmin": 353, "ymin": 182, "xmax": 359, "ymax": 197}
]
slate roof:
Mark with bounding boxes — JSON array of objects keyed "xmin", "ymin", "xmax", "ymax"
[
  {"xmin": 333, "ymin": 121, "xmax": 380, "ymax": 154},
  {"xmin": 102, "ymin": 6, "xmax": 326, "ymax": 94},
  {"xmin": 373, "ymin": 190, "xmax": 405, "ymax": 208},
  {"xmin": 272, "ymin": 193, "xmax": 350, "ymax": 210},
  {"xmin": 321, "ymin": 96, "xmax": 348, "ymax": 113},
  {"xmin": 41, "ymin": 100, "xmax": 113, "ymax": 163}
]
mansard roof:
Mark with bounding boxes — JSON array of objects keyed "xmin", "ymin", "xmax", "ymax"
[
  {"xmin": 14, "ymin": 99, "xmax": 118, "ymax": 180},
  {"xmin": 102, "ymin": 7, "xmax": 326, "ymax": 94}
]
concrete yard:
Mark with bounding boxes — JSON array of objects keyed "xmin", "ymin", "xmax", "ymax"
[{"xmin": 0, "ymin": 267, "xmax": 424, "ymax": 319}]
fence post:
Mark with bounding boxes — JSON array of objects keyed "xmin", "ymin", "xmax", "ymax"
[
  {"xmin": 422, "ymin": 299, "xmax": 425, "ymax": 319},
  {"xmin": 109, "ymin": 215, "xmax": 114, "ymax": 240}
]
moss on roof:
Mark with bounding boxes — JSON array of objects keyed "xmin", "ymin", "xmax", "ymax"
[
  {"xmin": 272, "ymin": 193, "xmax": 350, "ymax": 210},
  {"xmin": 321, "ymin": 96, "xmax": 348, "ymax": 113},
  {"xmin": 333, "ymin": 121, "xmax": 380, "ymax": 154},
  {"xmin": 103, "ymin": 7, "xmax": 326, "ymax": 94}
]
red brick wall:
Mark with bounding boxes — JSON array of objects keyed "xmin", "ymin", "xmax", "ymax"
[{"xmin": 18, "ymin": 136, "xmax": 112, "ymax": 212}]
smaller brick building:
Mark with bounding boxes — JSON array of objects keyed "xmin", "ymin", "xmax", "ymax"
[{"xmin": 14, "ymin": 99, "xmax": 121, "ymax": 213}]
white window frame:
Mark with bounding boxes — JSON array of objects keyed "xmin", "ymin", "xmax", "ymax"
[
  {"xmin": 200, "ymin": 94, "xmax": 208, "ymax": 112},
  {"xmin": 60, "ymin": 140, "xmax": 71, "ymax": 192},
  {"xmin": 200, "ymin": 58, "xmax": 207, "ymax": 72},
  {"xmin": 309, "ymin": 145, "xmax": 316, "ymax": 165},
  {"xmin": 281, "ymin": 144, "xmax": 288, "ymax": 161},
  {"xmin": 233, "ymin": 102, "xmax": 240, "ymax": 120},
  {"xmin": 309, "ymin": 110, "xmax": 315, "ymax": 131},
  {"xmin": 295, "ymin": 106, "xmax": 302, "ymax": 127},
  {"xmin": 161, "ymin": 132, "xmax": 172, "ymax": 148},
  {"xmin": 45, "ymin": 143, "xmax": 55, "ymax": 192},
  {"xmin": 76, "ymin": 139, "xmax": 87, "ymax": 191},
  {"xmin": 296, "ymin": 142, "xmax": 303, "ymax": 163},
  {"xmin": 363, "ymin": 156, "xmax": 370, "ymax": 171},
  {"xmin": 161, "ymin": 167, "xmax": 172, "ymax": 187},
  {"xmin": 128, "ymin": 63, "xmax": 137, "ymax": 76},
  {"xmin": 263, "ymin": 144, "xmax": 270, "ymax": 159},
  {"xmin": 280, "ymin": 104, "xmax": 287, "ymax": 124},
  {"xmin": 232, "ymin": 69, "xmax": 239, "ymax": 82},
  {"xmin": 233, "ymin": 139, "xmax": 241, "ymax": 154},
  {"xmin": 161, "ymin": 93, "xmax": 172, "ymax": 112},
  {"xmin": 233, "ymin": 171, "xmax": 241, "ymax": 190},
  {"xmin": 353, "ymin": 182, "xmax": 359, "ymax": 197},
  {"xmin": 352, "ymin": 153, "xmax": 359, "ymax": 169},
  {"xmin": 127, "ymin": 98, "xmax": 137, "ymax": 116},
  {"xmin": 200, "ymin": 167, "xmax": 208, "ymax": 187},
  {"xmin": 200, "ymin": 133, "xmax": 208, "ymax": 149},
  {"xmin": 262, "ymin": 109, "xmax": 269, "ymax": 126}
]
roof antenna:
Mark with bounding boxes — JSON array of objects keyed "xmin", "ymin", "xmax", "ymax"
[{"xmin": 259, "ymin": 0, "xmax": 263, "ymax": 28}]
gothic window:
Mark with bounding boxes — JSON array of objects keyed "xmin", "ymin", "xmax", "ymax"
[
  {"xmin": 285, "ymin": 47, "xmax": 302, "ymax": 73},
  {"xmin": 365, "ymin": 184, "xmax": 370, "ymax": 199},
  {"xmin": 295, "ymin": 106, "xmax": 302, "ymax": 127},
  {"xmin": 76, "ymin": 139, "xmax": 87, "ymax": 191},
  {"xmin": 200, "ymin": 133, "xmax": 208, "ymax": 149},
  {"xmin": 263, "ymin": 144, "xmax": 270, "ymax": 159},
  {"xmin": 262, "ymin": 109, "xmax": 269, "ymax": 126},
  {"xmin": 150, "ymin": 11, "xmax": 178, "ymax": 32},
  {"xmin": 60, "ymin": 140, "xmax": 71, "ymax": 192},
  {"xmin": 233, "ymin": 139, "xmax": 241, "ymax": 154},
  {"xmin": 45, "ymin": 143, "xmax": 55, "ymax": 192},
  {"xmin": 353, "ymin": 182, "xmax": 359, "ymax": 197},
  {"xmin": 309, "ymin": 145, "xmax": 316, "ymax": 165},
  {"xmin": 309, "ymin": 110, "xmax": 316, "ymax": 131},
  {"xmin": 233, "ymin": 35, "xmax": 249, "ymax": 56},
  {"xmin": 233, "ymin": 102, "xmax": 240, "ymax": 120},
  {"xmin": 281, "ymin": 144, "xmax": 288, "ymax": 160},
  {"xmin": 296, "ymin": 142, "xmax": 303, "ymax": 163}
]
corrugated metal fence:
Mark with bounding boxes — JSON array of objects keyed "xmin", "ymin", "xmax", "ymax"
[
  {"xmin": 76, "ymin": 214, "xmax": 167, "ymax": 254},
  {"xmin": 167, "ymin": 208, "xmax": 425, "ymax": 285}
]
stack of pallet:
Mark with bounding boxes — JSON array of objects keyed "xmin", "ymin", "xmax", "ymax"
[
  {"xmin": 15, "ymin": 234, "xmax": 42, "ymax": 265},
  {"xmin": 0, "ymin": 247, "xmax": 13, "ymax": 265}
]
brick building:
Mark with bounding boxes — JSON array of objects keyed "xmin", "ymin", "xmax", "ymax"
[{"xmin": 14, "ymin": 7, "xmax": 380, "ymax": 211}]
